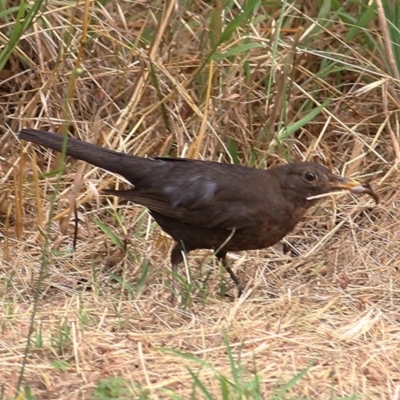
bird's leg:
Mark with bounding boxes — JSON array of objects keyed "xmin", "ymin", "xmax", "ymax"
[
  {"xmin": 216, "ymin": 251, "xmax": 243, "ymax": 297},
  {"xmin": 170, "ymin": 242, "xmax": 186, "ymax": 301}
]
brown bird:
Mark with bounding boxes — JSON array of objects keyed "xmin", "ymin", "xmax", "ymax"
[{"xmin": 19, "ymin": 128, "xmax": 378, "ymax": 296}]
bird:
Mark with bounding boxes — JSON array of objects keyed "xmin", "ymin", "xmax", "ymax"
[{"xmin": 19, "ymin": 128, "xmax": 379, "ymax": 297}]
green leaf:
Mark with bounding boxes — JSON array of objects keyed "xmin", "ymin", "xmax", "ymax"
[
  {"xmin": 94, "ymin": 217, "xmax": 124, "ymax": 248},
  {"xmin": 279, "ymin": 99, "xmax": 332, "ymax": 140},
  {"xmin": 212, "ymin": 43, "xmax": 263, "ymax": 61},
  {"xmin": 219, "ymin": 0, "xmax": 260, "ymax": 43}
]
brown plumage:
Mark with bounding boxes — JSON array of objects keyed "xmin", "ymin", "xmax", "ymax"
[{"xmin": 19, "ymin": 128, "xmax": 379, "ymax": 296}]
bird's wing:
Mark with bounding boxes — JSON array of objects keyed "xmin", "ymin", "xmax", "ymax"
[
  {"xmin": 114, "ymin": 190, "xmax": 274, "ymax": 229},
  {"xmin": 107, "ymin": 164, "xmax": 281, "ymax": 230},
  {"xmin": 109, "ymin": 189, "xmax": 274, "ymax": 229}
]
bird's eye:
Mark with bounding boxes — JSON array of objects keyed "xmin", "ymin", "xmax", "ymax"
[{"xmin": 305, "ymin": 171, "xmax": 317, "ymax": 182}]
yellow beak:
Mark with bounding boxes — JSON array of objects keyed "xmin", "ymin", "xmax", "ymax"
[{"xmin": 333, "ymin": 177, "xmax": 379, "ymax": 204}]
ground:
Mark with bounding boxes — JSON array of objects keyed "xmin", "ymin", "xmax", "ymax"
[{"xmin": 0, "ymin": 1, "xmax": 399, "ymax": 399}]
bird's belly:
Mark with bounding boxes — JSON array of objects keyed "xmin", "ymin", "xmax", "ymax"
[
  {"xmin": 223, "ymin": 224, "xmax": 291, "ymax": 251},
  {"xmin": 152, "ymin": 212, "xmax": 295, "ymax": 252}
]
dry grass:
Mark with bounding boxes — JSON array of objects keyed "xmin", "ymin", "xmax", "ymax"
[{"xmin": 1, "ymin": 0, "xmax": 400, "ymax": 398}]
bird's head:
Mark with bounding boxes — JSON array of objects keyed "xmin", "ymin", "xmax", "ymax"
[{"xmin": 275, "ymin": 162, "xmax": 379, "ymax": 205}]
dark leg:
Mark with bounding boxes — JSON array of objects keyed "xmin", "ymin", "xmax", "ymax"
[
  {"xmin": 216, "ymin": 251, "xmax": 243, "ymax": 297},
  {"xmin": 170, "ymin": 242, "xmax": 188, "ymax": 301}
]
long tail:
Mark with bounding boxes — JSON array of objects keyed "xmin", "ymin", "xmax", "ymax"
[{"xmin": 19, "ymin": 128, "xmax": 140, "ymax": 176}]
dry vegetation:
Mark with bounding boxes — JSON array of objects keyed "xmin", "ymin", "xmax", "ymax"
[{"xmin": 1, "ymin": 0, "xmax": 400, "ymax": 398}]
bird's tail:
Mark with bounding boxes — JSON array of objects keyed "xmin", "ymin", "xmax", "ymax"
[{"xmin": 19, "ymin": 128, "xmax": 139, "ymax": 176}]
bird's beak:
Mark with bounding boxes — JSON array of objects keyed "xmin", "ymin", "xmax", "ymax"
[
  {"xmin": 332, "ymin": 176, "xmax": 380, "ymax": 204},
  {"xmin": 333, "ymin": 176, "xmax": 363, "ymax": 191}
]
